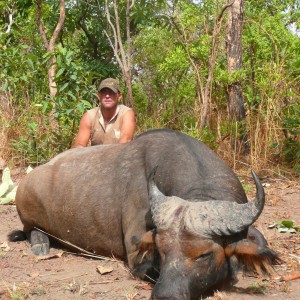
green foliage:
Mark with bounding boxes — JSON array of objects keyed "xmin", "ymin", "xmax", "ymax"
[
  {"xmin": 0, "ymin": 0, "xmax": 119, "ymax": 165},
  {"xmin": 247, "ymin": 281, "xmax": 267, "ymax": 294},
  {"xmin": 242, "ymin": 184, "xmax": 252, "ymax": 192},
  {"xmin": 159, "ymin": 46, "xmax": 190, "ymax": 74},
  {"xmin": 269, "ymin": 220, "xmax": 300, "ymax": 233},
  {"xmin": 282, "ymin": 101, "xmax": 300, "ymax": 138},
  {"xmin": 130, "ymin": 0, "xmax": 167, "ymax": 27},
  {"xmin": 10, "ymin": 121, "xmax": 51, "ymax": 165},
  {"xmin": 280, "ymin": 100, "xmax": 300, "ymax": 173},
  {"xmin": 282, "ymin": 139, "xmax": 300, "ymax": 173},
  {"xmin": 0, "ymin": 41, "xmax": 46, "ymax": 104},
  {"xmin": 9, "ymin": 46, "xmax": 98, "ymax": 163},
  {"xmin": 133, "ymin": 2, "xmax": 210, "ymax": 132},
  {"xmin": 53, "ymin": 46, "xmax": 96, "ymax": 120},
  {"xmin": 0, "ymin": 0, "xmax": 299, "ymax": 173},
  {"xmin": 182, "ymin": 126, "xmax": 218, "ymax": 149}
]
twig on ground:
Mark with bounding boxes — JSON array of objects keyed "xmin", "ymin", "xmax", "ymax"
[
  {"xmin": 64, "ymin": 251, "xmax": 115, "ymax": 261},
  {"xmin": 34, "ymin": 227, "xmax": 115, "ymax": 261},
  {"xmin": 290, "ymin": 254, "xmax": 300, "ymax": 264},
  {"xmin": 89, "ymin": 280, "xmax": 115, "ymax": 285},
  {"xmin": 111, "ymin": 252, "xmax": 130, "ymax": 273}
]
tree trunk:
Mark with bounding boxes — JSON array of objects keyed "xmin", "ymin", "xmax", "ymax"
[
  {"xmin": 36, "ymin": 0, "xmax": 66, "ymax": 98},
  {"xmin": 170, "ymin": 1, "xmax": 231, "ymax": 129},
  {"xmin": 200, "ymin": 1, "xmax": 235, "ymax": 129},
  {"xmin": 104, "ymin": 0, "xmax": 134, "ymax": 108},
  {"xmin": 48, "ymin": 56, "xmax": 58, "ymax": 98},
  {"xmin": 226, "ymin": 0, "xmax": 250, "ymax": 155}
]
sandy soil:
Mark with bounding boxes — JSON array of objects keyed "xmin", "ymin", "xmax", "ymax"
[{"xmin": 0, "ymin": 171, "xmax": 299, "ymax": 300}]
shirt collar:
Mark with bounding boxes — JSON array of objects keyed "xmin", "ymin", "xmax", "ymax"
[{"xmin": 98, "ymin": 105, "xmax": 120, "ymax": 129}]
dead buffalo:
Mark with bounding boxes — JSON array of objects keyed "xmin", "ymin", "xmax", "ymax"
[{"xmin": 9, "ymin": 129, "xmax": 278, "ymax": 300}]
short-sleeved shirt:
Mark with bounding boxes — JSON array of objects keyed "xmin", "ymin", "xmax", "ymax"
[{"xmin": 87, "ymin": 105, "xmax": 132, "ymax": 145}]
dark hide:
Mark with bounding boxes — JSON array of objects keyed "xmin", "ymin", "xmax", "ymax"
[{"xmin": 10, "ymin": 129, "xmax": 277, "ymax": 300}]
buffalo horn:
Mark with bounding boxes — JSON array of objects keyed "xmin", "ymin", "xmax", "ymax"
[
  {"xmin": 149, "ymin": 169, "xmax": 266, "ymax": 237},
  {"xmin": 148, "ymin": 167, "xmax": 167, "ymax": 204},
  {"xmin": 148, "ymin": 167, "xmax": 187, "ymax": 229},
  {"xmin": 184, "ymin": 170, "xmax": 265, "ymax": 236}
]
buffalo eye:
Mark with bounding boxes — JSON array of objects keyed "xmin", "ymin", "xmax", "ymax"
[
  {"xmin": 131, "ymin": 235, "xmax": 139, "ymax": 245},
  {"xmin": 195, "ymin": 252, "xmax": 212, "ymax": 261}
]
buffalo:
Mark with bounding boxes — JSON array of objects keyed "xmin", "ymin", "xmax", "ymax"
[{"xmin": 9, "ymin": 129, "xmax": 278, "ymax": 300}]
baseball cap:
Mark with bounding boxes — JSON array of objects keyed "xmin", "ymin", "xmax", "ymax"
[{"xmin": 98, "ymin": 78, "xmax": 121, "ymax": 93}]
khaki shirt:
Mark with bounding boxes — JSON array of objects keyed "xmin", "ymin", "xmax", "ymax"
[{"xmin": 87, "ymin": 105, "xmax": 132, "ymax": 145}]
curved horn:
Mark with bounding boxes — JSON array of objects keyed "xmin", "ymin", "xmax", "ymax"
[
  {"xmin": 184, "ymin": 170, "xmax": 265, "ymax": 236},
  {"xmin": 148, "ymin": 167, "xmax": 188, "ymax": 229},
  {"xmin": 250, "ymin": 169, "xmax": 265, "ymax": 214},
  {"xmin": 148, "ymin": 166, "xmax": 167, "ymax": 205}
]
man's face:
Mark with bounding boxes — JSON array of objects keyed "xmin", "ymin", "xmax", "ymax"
[{"xmin": 98, "ymin": 88, "xmax": 121, "ymax": 109}]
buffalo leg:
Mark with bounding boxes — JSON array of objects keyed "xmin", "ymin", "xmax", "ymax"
[
  {"xmin": 124, "ymin": 213, "xmax": 159, "ymax": 281},
  {"xmin": 29, "ymin": 229, "xmax": 50, "ymax": 256}
]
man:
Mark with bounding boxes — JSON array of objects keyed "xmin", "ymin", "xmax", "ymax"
[{"xmin": 73, "ymin": 78, "xmax": 136, "ymax": 147}]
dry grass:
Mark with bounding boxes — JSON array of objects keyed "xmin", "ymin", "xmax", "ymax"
[
  {"xmin": 1, "ymin": 85, "xmax": 298, "ymax": 180},
  {"xmin": 0, "ymin": 113, "xmax": 12, "ymax": 164},
  {"xmin": 123, "ymin": 286, "xmax": 139, "ymax": 300},
  {"xmin": 0, "ymin": 108, "xmax": 28, "ymax": 167}
]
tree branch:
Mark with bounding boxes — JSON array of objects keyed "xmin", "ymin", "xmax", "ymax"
[
  {"xmin": 48, "ymin": 0, "xmax": 66, "ymax": 51},
  {"xmin": 126, "ymin": 0, "xmax": 132, "ymax": 76},
  {"xmin": 104, "ymin": 0, "xmax": 122, "ymax": 68},
  {"xmin": 113, "ymin": 0, "xmax": 129, "ymax": 74},
  {"xmin": 35, "ymin": 0, "xmax": 49, "ymax": 50},
  {"xmin": 103, "ymin": 0, "xmax": 134, "ymax": 106},
  {"xmin": 77, "ymin": 11, "xmax": 99, "ymax": 58},
  {"xmin": 218, "ymin": 0, "xmax": 235, "ymax": 21},
  {"xmin": 5, "ymin": 8, "xmax": 14, "ymax": 34},
  {"xmin": 129, "ymin": 0, "xmax": 135, "ymax": 10},
  {"xmin": 35, "ymin": 0, "xmax": 66, "ymax": 98},
  {"xmin": 104, "ymin": 30, "xmax": 123, "ymax": 68}
]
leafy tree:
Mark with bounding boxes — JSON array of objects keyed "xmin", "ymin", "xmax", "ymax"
[
  {"xmin": 0, "ymin": 0, "xmax": 299, "ymax": 173},
  {"xmin": 35, "ymin": 0, "xmax": 66, "ymax": 98}
]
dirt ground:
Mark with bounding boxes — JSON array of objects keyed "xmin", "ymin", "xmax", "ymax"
[{"xmin": 0, "ymin": 170, "xmax": 299, "ymax": 300}]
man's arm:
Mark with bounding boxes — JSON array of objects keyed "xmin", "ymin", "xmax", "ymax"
[
  {"xmin": 72, "ymin": 112, "xmax": 91, "ymax": 148},
  {"xmin": 119, "ymin": 109, "xmax": 136, "ymax": 143}
]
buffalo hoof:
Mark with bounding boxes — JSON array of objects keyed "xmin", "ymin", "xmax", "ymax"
[
  {"xmin": 31, "ymin": 243, "xmax": 50, "ymax": 256},
  {"xmin": 30, "ymin": 230, "xmax": 50, "ymax": 256}
]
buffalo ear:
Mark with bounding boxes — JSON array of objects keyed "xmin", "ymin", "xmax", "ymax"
[
  {"xmin": 128, "ymin": 230, "xmax": 156, "ymax": 269},
  {"xmin": 224, "ymin": 239, "xmax": 280, "ymax": 276}
]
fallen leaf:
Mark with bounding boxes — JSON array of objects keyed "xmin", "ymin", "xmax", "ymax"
[
  {"xmin": 0, "ymin": 241, "xmax": 10, "ymax": 251},
  {"xmin": 19, "ymin": 250, "xmax": 28, "ymax": 257},
  {"xmin": 30, "ymin": 271, "xmax": 40, "ymax": 278},
  {"xmin": 138, "ymin": 283, "xmax": 153, "ymax": 290},
  {"xmin": 96, "ymin": 265, "xmax": 114, "ymax": 275},
  {"xmin": 36, "ymin": 251, "xmax": 64, "ymax": 261}
]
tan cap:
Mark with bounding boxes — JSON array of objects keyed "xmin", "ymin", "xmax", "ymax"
[{"xmin": 98, "ymin": 78, "xmax": 120, "ymax": 93}]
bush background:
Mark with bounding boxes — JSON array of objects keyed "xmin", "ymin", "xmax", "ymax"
[{"xmin": 0, "ymin": 0, "xmax": 299, "ymax": 175}]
